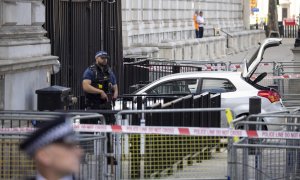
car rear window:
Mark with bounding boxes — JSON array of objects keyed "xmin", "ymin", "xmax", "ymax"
[{"xmin": 201, "ymin": 78, "xmax": 236, "ymax": 93}]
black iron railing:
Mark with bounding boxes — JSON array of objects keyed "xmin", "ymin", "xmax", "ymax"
[
  {"xmin": 123, "ymin": 57, "xmax": 227, "ymax": 94},
  {"xmin": 44, "ymin": 0, "xmax": 123, "ymax": 108}
]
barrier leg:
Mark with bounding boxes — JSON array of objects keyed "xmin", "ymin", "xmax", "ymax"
[
  {"xmin": 140, "ymin": 118, "xmax": 145, "ymax": 179},
  {"xmin": 227, "ymin": 137, "xmax": 238, "ymax": 180},
  {"xmin": 115, "ymin": 114, "xmax": 122, "ymax": 180},
  {"xmin": 242, "ymin": 142, "xmax": 248, "ymax": 180},
  {"xmin": 255, "ymin": 149, "xmax": 262, "ymax": 180}
]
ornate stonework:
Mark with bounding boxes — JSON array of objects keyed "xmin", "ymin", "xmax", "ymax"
[{"xmin": 0, "ymin": 0, "xmax": 59, "ymax": 110}]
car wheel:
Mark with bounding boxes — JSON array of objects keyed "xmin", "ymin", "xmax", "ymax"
[
  {"xmin": 236, "ymin": 124, "xmax": 244, "ymax": 130},
  {"xmin": 235, "ymin": 113, "xmax": 248, "ymax": 130}
]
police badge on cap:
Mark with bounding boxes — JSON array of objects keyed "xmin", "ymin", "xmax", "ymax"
[
  {"xmin": 20, "ymin": 114, "xmax": 77, "ymax": 157},
  {"xmin": 95, "ymin": 51, "xmax": 110, "ymax": 59}
]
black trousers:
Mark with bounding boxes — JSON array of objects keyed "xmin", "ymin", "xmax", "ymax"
[
  {"xmin": 83, "ymin": 102, "xmax": 113, "ymax": 124},
  {"xmin": 199, "ymin": 27, "xmax": 204, "ymax": 38},
  {"xmin": 195, "ymin": 29, "xmax": 200, "ymax": 38},
  {"xmin": 83, "ymin": 102, "xmax": 114, "ymax": 154}
]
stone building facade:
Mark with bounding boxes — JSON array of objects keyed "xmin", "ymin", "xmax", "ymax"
[
  {"xmin": 0, "ymin": 0, "xmax": 265, "ymax": 110},
  {"xmin": 0, "ymin": 0, "xmax": 58, "ymax": 110},
  {"xmin": 122, "ymin": 0, "xmax": 265, "ymax": 60}
]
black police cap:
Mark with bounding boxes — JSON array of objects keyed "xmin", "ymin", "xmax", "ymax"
[{"xmin": 20, "ymin": 114, "xmax": 77, "ymax": 157}]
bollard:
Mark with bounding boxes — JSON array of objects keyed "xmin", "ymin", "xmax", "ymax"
[
  {"xmin": 249, "ymin": 97, "xmax": 263, "ymax": 180},
  {"xmin": 294, "ymin": 29, "xmax": 300, "ymax": 47},
  {"xmin": 249, "ymin": 97, "xmax": 261, "ymax": 130}
]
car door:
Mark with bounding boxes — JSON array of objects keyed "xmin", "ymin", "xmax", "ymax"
[{"xmin": 200, "ymin": 78, "xmax": 237, "ymax": 127}]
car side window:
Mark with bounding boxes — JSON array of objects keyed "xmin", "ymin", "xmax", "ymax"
[
  {"xmin": 201, "ymin": 78, "xmax": 236, "ymax": 93},
  {"xmin": 146, "ymin": 79, "xmax": 199, "ymax": 94}
]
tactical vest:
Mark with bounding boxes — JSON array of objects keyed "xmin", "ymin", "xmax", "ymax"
[{"xmin": 85, "ymin": 64, "xmax": 112, "ymax": 108}]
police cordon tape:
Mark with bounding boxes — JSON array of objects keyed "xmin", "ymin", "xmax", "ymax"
[
  {"xmin": 202, "ymin": 65, "xmax": 226, "ymax": 71},
  {"xmin": 229, "ymin": 62, "xmax": 271, "ymax": 69},
  {"xmin": 1, "ymin": 125, "xmax": 300, "ymax": 140},
  {"xmin": 251, "ymin": 74, "xmax": 300, "ymax": 80}
]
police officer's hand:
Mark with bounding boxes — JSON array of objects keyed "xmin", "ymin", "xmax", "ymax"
[
  {"xmin": 100, "ymin": 91, "xmax": 108, "ymax": 101},
  {"xmin": 112, "ymin": 93, "xmax": 118, "ymax": 101}
]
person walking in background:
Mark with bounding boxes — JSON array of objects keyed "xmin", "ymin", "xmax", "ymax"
[
  {"xmin": 197, "ymin": 11, "xmax": 205, "ymax": 38},
  {"xmin": 193, "ymin": 10, "xmax": 200, "ymax": 38},
  {"xmin": 20, "ymin": 115, "xmax": 83, "ymax": 180}
]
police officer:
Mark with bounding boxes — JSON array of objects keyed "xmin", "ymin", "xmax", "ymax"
[
  {"xmin": 82, "ymin": 51, "xmax": 118, "ymax": 164},
  {"xmin": 20, "ymin": 115, "xmax": 83, "ymax": 180},
  {"xmin": 82, "ymin": 51, "xmax": 118, "ymax": 110}
]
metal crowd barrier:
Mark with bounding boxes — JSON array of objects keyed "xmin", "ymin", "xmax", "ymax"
[
  {"xmin": 272, "ymin": 62, "xmax": 300, "ymax": 107},
  {"xmin": 228, "ymin": 112, "xmax": 300, "ymax": 180},
  {"xmin": 123, "ymin": 58, "xmax": 227, "ymax": 94},
  {"xmin": 0, "ymin": 111, "xmax": 107, "ymax": 180},
  {"xmin": 114, "ymin": 108, "xmax": 229, "ymax": 180},
  {"xmin": 228, "ymin": 61, "xmax": 300, "ymax": 108},
  {"xmin": 2, "ymin": 108, "xmax": 300, "ymax": 180},
  {"xmin": 112, "ymin": 108, "xmax": 300, "ymax": 180}
]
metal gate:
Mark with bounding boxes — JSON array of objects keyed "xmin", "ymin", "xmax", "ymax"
[
  {"xmin": 283, "ymin": 25, "xmax": 299, "ymax": 38},
  {"xmin": 44, "ymin": 0, "xmax": 123, "ymax": 107}
]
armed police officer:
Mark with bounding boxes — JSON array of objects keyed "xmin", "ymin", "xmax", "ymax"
[
  {"xmin": 82, "ymin": 51, "xmax": 118, "ymax": 110},
  {"xmin": 82, "ymin": 51, "xmax": 118, "ymax": 164}
]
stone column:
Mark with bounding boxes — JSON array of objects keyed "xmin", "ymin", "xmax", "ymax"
[
  {"xmin": 191, "ymin": 39, "xmax": 200, "ymax": 60},
  {"xmin": 143, "ymin": 0, "xmax": 153, "ymax": 44},
  {"xmin": 153, "ymin": 0, "xmax": 162, "ymax": 43},
  {"xmin": 186, "ymin": 0, "xmax": 194, "ymax": 39},
  {"xmin": 243, "ymin": 0, "xmax": 250, "ymax": 30},
  {"xmin": 183, "ymin": 40, "xmax": 192, "ymax": 60},
  {"xmin": 122, "ymin": 0, "xmax": 132, "ymax": 48},
  {"xmin": 163, "ymin": 0, "xmax": 171, "ymax": 29},
  {"xmin": 132, "ymin": 0, "xmax": 143, "ymax": 44},
  {"xmin": 0, "ymin": 0, "xmax": 59, "ymax": 110}
]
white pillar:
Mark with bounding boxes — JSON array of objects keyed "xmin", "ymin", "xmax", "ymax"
[
  {"xmin": 183, "ymin": 40, "xmax": 192, "ymax": 60},
  {"xmin": 191, "ymin": 39, "xmax": 201, "ymax": 60}
]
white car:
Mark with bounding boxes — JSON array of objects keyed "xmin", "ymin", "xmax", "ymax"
[{"xmin": 120, "ymin": 38, "xmax": 286, "ymax": 130}]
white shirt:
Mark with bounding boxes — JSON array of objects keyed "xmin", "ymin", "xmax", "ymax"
[
  {"xmin": 196, "ymin": 16, "xmax": 205, "ymax": 27},
  {"xmin": 36, "ymin": 172, "xmax": 73, "ymax": 180}
]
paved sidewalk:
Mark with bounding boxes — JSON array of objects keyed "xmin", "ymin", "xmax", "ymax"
[
  {"xmin": 161, "ymin": 149, "xmax": 228, "ymax": 180},
  {"xmin": 218, "ymin": 38, "xmax": 295, "ymax": 64}
]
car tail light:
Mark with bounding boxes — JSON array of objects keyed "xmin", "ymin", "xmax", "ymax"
[{"xmin": 258, "ymin": 90, "xmax": 281, "ymax": 103}]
